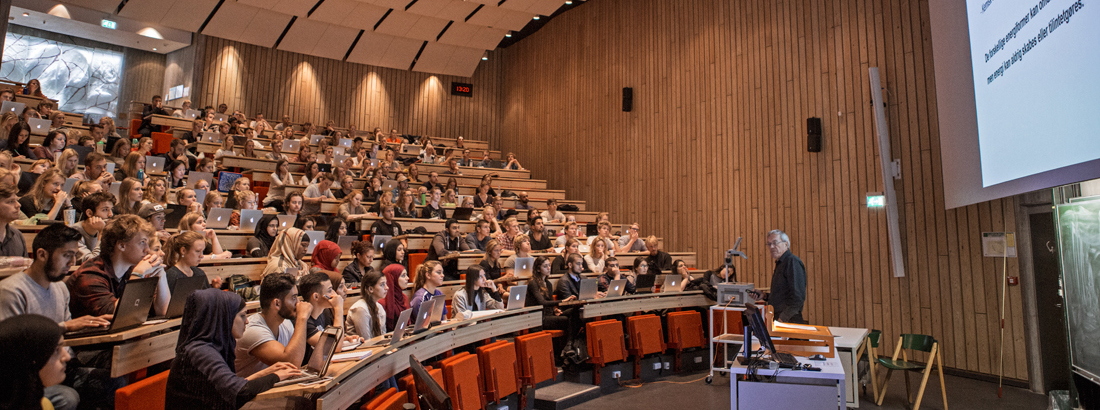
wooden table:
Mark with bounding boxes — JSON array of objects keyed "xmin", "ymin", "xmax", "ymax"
[
  {"xmin": 252, "ymin": 307, "xmax": 543, "ymax": 409},
  {"xmin": 578, "ymin": 290, "xmax": 711, "ymax": 318},
  {"xmin": 63, "ymin": 318, "xmax": 183, "ymax": 378},
  {"xmin": 150, "ymin": 114, "xmax": 193, "ymax": 130}
]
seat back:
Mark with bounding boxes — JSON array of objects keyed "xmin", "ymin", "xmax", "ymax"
[
  {"xmin": 441, "ymin": 352, "xmax": 484, "ymax": 410},
  {"xmin": 115, "ymin": 370, "xmax": 169, "ymax": 410},
  {"xmin": 477, "ymin": 340, "xmax": 519, "ymax": 403},
  {"xmin": 900, "ymin": 334, "xmax": 936, "ymax": 353},
  {"xmin": 361, "ymin": 387, "xmax": 399, "ymax": 410},
  {"xmin": 867, "ymin": 329, "xmax": 882, "ymax": 348},
  {"xmin": 398, "ymin": 367, "xmax": 445, "ymax": 410},
  {"xmin": 129, "ymin": 119, "xmax": 141, "ymax": 138},
  {"xmin": 666, "ymin": 311, "xmax": 705, "ymax": 350},
  {"xmin": 626, "ymin": 314, "xmax": 665, "ymax": 357},
  {"xmin": 586, "ymin": 319, "xmax": 626, "ymax": 366},
  {"xmin": 151, "ymin": 132, "xmax": 173, "ymax": 154},
  {"xmin": 514, "ymin": 331, "xmax": 557, "ymax": 386}
]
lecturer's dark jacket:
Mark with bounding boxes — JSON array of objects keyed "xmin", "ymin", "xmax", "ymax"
[{"xmin": 769, "ymin": 250, "xmax": 807, "ymax": 323}]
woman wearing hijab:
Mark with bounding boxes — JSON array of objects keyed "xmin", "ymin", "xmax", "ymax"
[
  {"xmin": 382, "ymin": 264, "xmax": 409, "ymax": 331},
  {"xmin": 261, "ymin": 228, "xmax": 310, "ymax": 278},
  {"xmin": 378, "ymin": 238, "xmax": 406, "ymax": 273},
  {"xmin": 310, "ymin": 240, "xmax": 341, "ymax": 273},
  {"xmin": 0, "ymin": 314, "xmax": 71, "ymax": 410},
  {"xmin": 246, "ymin": 215, "xmax": 278, "ymax": 258},
  {"xmin": 165, "ymin": 289, "xmax": 301, "ymax": 410}
]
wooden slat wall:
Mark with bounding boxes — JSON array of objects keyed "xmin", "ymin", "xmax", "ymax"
[
  {"xmin": 497, "ymin": 0, "xmax": 1028, "ymax": 380},
  {"xmin": 119, "ymin": 48, "xmax": 167, "ymax": 115},
  {"xmin": 197, "ymin": 37, "xmax": 502, "ymax": 142}
]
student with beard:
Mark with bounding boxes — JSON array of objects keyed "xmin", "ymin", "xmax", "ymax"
[{"xmin": 234, "ymin": 273, "xmax": 313, "ymax": 376}]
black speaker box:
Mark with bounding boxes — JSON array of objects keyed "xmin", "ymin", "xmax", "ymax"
[
  {"xmin": 807, "ymin": 117, "xmax": 822, "ymax": 152},
  {"xmin": 622, "ymin": 87, "xmax": 633, "ymax": 112}
]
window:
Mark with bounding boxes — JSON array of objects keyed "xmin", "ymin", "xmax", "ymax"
[{"xmin": 1, "ymin": 32, "xmax": 124, "ymax": 117}]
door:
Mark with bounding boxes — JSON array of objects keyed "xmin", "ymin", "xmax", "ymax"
[{"xmin": 1031, "ymin": 211, "xmax": 1070, "ymax": 391}]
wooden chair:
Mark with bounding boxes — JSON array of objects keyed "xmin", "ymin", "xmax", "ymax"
[
  {"xmin": 875, "ymin": 334, "xmax": 948, "ymax": 410},
  {"xmin": 859, "ymin": 329, "xmax": 882, "ymax": 401}
]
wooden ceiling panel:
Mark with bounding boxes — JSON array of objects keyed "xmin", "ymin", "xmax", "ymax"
[
  {"xmin": 431, "ymin": 0, "xmax": 481, "ymax": 21},
  {"xmin": 411, "ymin": 42, "xmax": 455, "ymax": 74},
  {"xmin": 311, "ymin": 25, "xmax": 360, "ymax": 60},
  {"xmin": 276, "ymin": 18, "xmax": 326, "ymax": 55},
  {"xmin": 269, "ymin": 0, "xmax": 315, "ymax": 17},
  {"xmin": 373, "ymin": 10, "xmax": 421, "ymax": 38},
  {"xmin": 527, "ymin": 0, "xmax": 565, "ymax": 16},
  {"xmin": 159, "ymin": 0, "xmax": 220, "ymax": 32},
  {"xmin": 202, "ymin": 1, "xmax": 257, "ymax": 41},
  {"xmin": 468, "ymin": 26, "xmax": 507, "ymax": 50},
  {"xmin": 117, "ymin": 0, "xmax": 172, "ymax": 24},
  {"xmin": 494, "ymin": 8, "xmax": 535, "ymax": 31},
  {"xmin": 442, "ymin": 45, "xmax": 483, "ymax": 77},
  {"xmin": 404, "ymin": 14, "xmax": 450, "ymax": 42},
  {"xmin": 307, "ymin": 0, "xmax": 359, "ymax": 25},
  {"xmin": 236, "ymin": 7, "xmax": 293, "ymax": 48},
  {"xmin": 437, "ymin": 21, "xmax": 478, "ymax": 47}
]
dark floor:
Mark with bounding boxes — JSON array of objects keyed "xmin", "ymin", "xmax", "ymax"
[{"xmin": 568, "ymin": 369, "xmax": 1050, "ymax": 410}]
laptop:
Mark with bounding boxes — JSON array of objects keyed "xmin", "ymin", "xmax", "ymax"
[
  {"xmin": 64, "ymin": 277, "xmax": 159, "ymax": 338},
  {"xmin": 429, "ymin": 295, "xmax": 447, "ymax": 326},
  {"xmin": 152, "ymin": 276, "xmax": 208, "ymax": 320},
  {"xmin": 304, "ymin": 230, "xmax": 324, "ymax": 254},
  {"xmin": 382, "ymin": 180, "xmax": 399, "ymax": 192},
  {"xmin": 606, "ymin": 279, "xmax": 628, "ymax": 297},
  {"xmin": 363, "ymin": 308, "xmax": 413, "ymax": 348},
  {"xmin": 206, "ymin": 208, "xmax": 233, "ymax": 229},
  {"xmin": 317, "ymin": 163, "xmax": 332, "ymax": 173},
  {"xmin": 183, "ymin": 109, "xmax": 201, "ymax": 119},
  {"xmin": 193, "ymin": 189, "xmax": 208, "ymax": 205},
  {"xmin": 338, "ymin": 138, "xmax": 353, "ymax": 149},
  {"xmin": 105, "ymin": 162, "xmax": 115, "ymax": 176},
  {"xmin": 146, "ymin": 156, "xmax": 166, "ymax": 173},
  {"xmin": 411, "ymin": 298, "xmax": 437, "ymax": 334},
  {"xmin": 72, "ymin": 145, "xmax": 94, "ymax": 165},
  {"xmin": 402, "ymin": 146, "xmax": 422, "ymax": 155},
  {"xmin": 450, "ymin": 207, "xmax": 474, "ymax": 220},
  {"xmin": 165, "ymin": 204, "xmax": 187, "ymax": 228},
  {"xmin": 372, "ymin": 235, "xmax": 392, "ymax": 252},
  {"xmin": 28, "ymin": 118, "xmax": 50, "ymax": 135},
  {"xmin": 578, "ymin": 278, "xmax": 599, "ymax": 300},
  {"xmin": 108, "ymin": 181, "xmax": 121, "ymax": 197},
  {"xmin": 187, "ymin": 171, "xmax": 214, "ymax": 189},
  {"xmin": 513, "ymin": 257, "xmax": 534, "ymax": 278},
  {"xmin": 239, "ymin": 209, "xmax": 264, "ymax": 231},
  {"xmin": 212, "ymin": 113, "xmax": 227, "ymax": 123},
  {"xmin": 506, "ymin": 285, "xmax": 528, "ymax": 310},
  {"xmin": 310, "ymin": 134, "xmax": 323, "ymax": 144},
  {"xmin": 62, "ymin": 178, "xmax": 79, "ymax": 195},
  {"xmin": 635, "ymin": 274, "xmax": 657, "ymax": 293},
  {"xmin": 277, "ymin": 215, "xmax": 297, "ymax": 230},
  {"xmin": 585, "ymin": 223, "xmax": 599, "ymax": 236},
  {"xmin": 661, "ymin": 274, "xmax": 685, "ymax": 293},
  {"xmin": 338, "ymin": 235, "xmax": 357, "ymax": 255},
  {"xmin": 273, "ymin": 326, "xmax": 342, "ymax": 387},
  {"xmin": 201, "ymin": 132, "xmax": 223, "ymax": 143},
  {"xmin": 282, "ymin": 139, "xmax": 300, "ymax": 153},
  {"xmin": 333, "ymin": 147, "xmax": 346, "ymax": 156},
  {"xmin": 1, "ymin": 101, "xmax": 25, "ymax": 115}
]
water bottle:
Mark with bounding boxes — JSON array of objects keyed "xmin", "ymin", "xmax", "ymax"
[{"xmin": 96, "ymin": 140, "xmax": 105, "ymax": 153}]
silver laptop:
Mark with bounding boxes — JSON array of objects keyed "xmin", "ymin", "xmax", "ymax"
[
  {"xmin": 239, "ymin": 209, "xmax": 263, "ymax": 231},
  {"xmin": 402, "ymin": 145, "xmax": 422, "ymax": 155},
  {"xmin": 206, "ymin": 208, "xmax": 232, "ymax": 229},
  {"xmin": 338, "ymin": 138, "xmax": 353, "ymax": 149},
  {"xmin": 28, "ymin": 118, "xmax": 50, "ymax": 135},
  {"xmin": 273, "ymin": 326, "xmax": 341, "ymax": 387},
  {"xmin": 429, "ymin": 294, "xmax": 446, "ymax": 325},
  {"xmin": 282, "ymin": 139, "xmax": 300, "ymax": 153},
  {"xmin": 335, "ymin": 154, "xmax": 349, "ymax": 165},
  {"xmin": 372, "ymin": 235, "xmax": 391, "ymax": 252},
  {"xmin": 108, "ymin": 181, "xmax": 121, "ymax": 197},
  {"xmin": 1, "ymin": 101, "xmax": 25, "ymax": 115},
  {"xmin": 304, "ymin": 230, "xmax": 324, "ymax": 254},
  {"xmin": 364, "ymin": 308, "xmax": 413, "ymax": 348},
  {"xmin": 506, "ymin": 285, "xmax": 527, "ymax": 310},
  {"xmin": 333, "ymin": 146, "xmax": 345, "ymax": 156},
  {"xmin": 338, "ymin": 235, "xmax": 357, "ymax": 255},
  {"xmin": 201, "ymin": 132, "xmax": 223, "ymax": 143},
  {"xmin": 513, "ymin": 257, "xmax": 534, "ymax": 278},
  {"xmin": 105, "ymin": 162, "xmax": 115, "ymax": 176},
  {"xmin": 187, "ymin": 171, "xmax": 214, "ymax": 189},
  {"xmin": 62, "ymin": 178, "xmax": 79, "ymax": 195},
  {"xmin": 146, "ymin": 156, "xmax": 165, "ymax": 173},
  {"xmin": 606, "ymin": 279, "xmax": 628, "ymax": 297},
  {"xmin": 578, "ymin": 278, "xmax": 599, "ymax": 300},
  {"xmin": 310, "ymin": 134, "xmax": 323, "ymax": 145},
  {"xmin": 382, "ymin": 179, "xmax": 398, "ymax": 191},
  {"xmin": 277, "ymin": 215, "xmax": 297, "ymax": 230},
  {"xmin": 183, "ymin": 109, "xmax": 201, "ymax": 119},
  {"xmin": 411, "ymin": 298, "xmax": 436, "ymax": 334},
  {"xmin": 193, "ymin": 189, "xmax": 208, "ymax": 205},
  {"xmin": 661, "ymin": 275, "xmax": 685, "ymax": 293},
  {"xmin": 212, "ymin": 113, "xmax": 227, "ymax": 122}
]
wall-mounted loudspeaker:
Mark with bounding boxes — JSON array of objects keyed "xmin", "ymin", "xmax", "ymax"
[
  {"xmin": 807, "ymin": 117, "xmax": 822, "ymax": 152},
  {"xmin": 622, "ymin": 87, "xmax": 633, "ymax": 112}
]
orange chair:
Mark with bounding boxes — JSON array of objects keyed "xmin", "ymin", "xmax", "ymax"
[
  {"xmin": 361, "ymin": 387, "xmax": 408, "ymax": 410},
  {"xmin": 627, "ymin": 314, "xmax": 666, "ymax": 379},
  {"xmin": 586, "ymin": 319, "xmax": 627, "ymax": 385},
  {"xmin": 129, "ymin": 119, "xmax": 142, "ymax": 138},
  {"xmin": 667, "ymin": 311, "xmax": 706, "ymax": 372},
  {"xmin": 408, "ymin": 253, "xmax": 427, "ymax": 277},
  {"xmin": 398, "ymin": 366, "xmax": 445, "ymax": 410},
  {"xmin": 151, "ymin": 131, "xmax": 173, "ymax": 154},
  {"xmin": 477, "ymin": 340, "xmax": 520, "ymax": 404},
  {"xmin": 440, "ymin": 352, "xmax": 484, "ymax": 410},
  {"xmin": 115, "ymin": 370, "xmax": 169, "ymax": 410},
  {"xmin": 515, "ymin": 331, "xmax": 557, "ymax": 387}
]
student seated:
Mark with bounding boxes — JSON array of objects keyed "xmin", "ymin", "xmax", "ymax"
[
  {"xmin": 66, "ymin": 215, "xmax": 162, "ymax": 318},
  {"xmin": 409, "ymin": 261, "xmax": 447, "ymax": 320},
  {"xmin": 302, "ymin": 172, "xmax": 335, "ymax": 215},
  {"xmin": 644, "ymin": 235, "xmax": 673, "ymax": 271},
  {"xmin": 234, "ymin": 273, "xmax": 312, "ymax": 376},
  {"xmin": 552, "ymin": 238, "xmax": 588, "ymax": 276},
  {"xmin": 597, "ymin": 257, "xmax": 635, "ymax": 294},
  {"xmin": 586, "ymin": 221, "xmax": 616, "ymax": 257},
  {"xmin": 19, "ymin": 168, "xmax": 71, "ymax": 220},
  {"xmin": 540, "ymin": 199, "xmax": 565, "ymax": 223},
  {"xmin": 465, "ymin": 219, "xmax": 492, "ymax": 252},
  {"xmin": 298, "ymin": 272, "xmax": 356, "ymax": 360},
  {"xmin": 247, "ymin": 215, "xmax": 279, "ymax": 258},
  {"xmin": 0, "ymin": 184, "xmax": 27, "ymax": 258},
  {"xmin": 369, "ymin": 204, "xmax": 403, "ymax": 236},
  {"xmin": 0, "ymin": 314, "xmax": 72, "ymax": 410},
  {"xmin": 618, "ymin": 223, "xmax": 647, "ymax": 253},
  {"xmin": 382, "ymin": 264, "xmax": 409, "ymax": 332},
  {"xmin": 114, "ymin": 177, "xmax": 143, "ymax": 216},
  {"xmin": 584, "ymin": 238, "xmax": 609, "ymax": 273},
  {"xmin": 554, "ymin": 221, "xmax": 580, "ymax": 247},
  {"xmin": 347, "ymin": 268, "xmax": 386, "ymax": 339},
  {"xmin": 503, "ymin": 234, "xmax": 532, "ymax": 277},
  {"xmin": 261, "ymin": 228, "xmax": 311, "ymax": 279},
  {"xmin": 342, "ymin": 241, "xmax": 374, "ymax": 285},
  {"xmin": 527, "ymin": 216, "xmax": 554, "ymax": 251},
  {"xmin": 452, "ymin": 266, "xmax": 504, "ymax": 320},
  {"xmin": 164, "ymin": 231, "xmax": 214, "ymax": 293},
  {"xmin": 177, "ymin": 212, "xmax": 232, "ymax": 259}
]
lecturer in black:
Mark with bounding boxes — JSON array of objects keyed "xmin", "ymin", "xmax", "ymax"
[{"xmin": 763, "ymin": 229, "xmax": 807, "ymax": 324}]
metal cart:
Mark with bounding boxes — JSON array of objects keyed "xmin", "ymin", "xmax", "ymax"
[{"xmin": 707, "ymin": 305, "xmax": 747, "ymax": 384}]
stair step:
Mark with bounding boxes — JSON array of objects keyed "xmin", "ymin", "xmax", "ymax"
[{"xmin": 533, "ymin": 381, "xmax": 602, "ymax": 410}]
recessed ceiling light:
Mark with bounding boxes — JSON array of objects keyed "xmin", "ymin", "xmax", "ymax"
[
  {"xmin": 505, "ymin": 33, "xmax": 512, "ymax": 37},
  {"xmin": 153, "ymin": 48, "xmax": 157, "ymax": 51},
  {"xmin": 533, "ymin": 15, "xmax": 540, "ymax": 20},
  {"xmin": 22, "ymin": 12, "xmax": 29, "ymax": 17},
  {"xmin": 565, "ymin": 0, "xmax": 572, "ymax": 4}
]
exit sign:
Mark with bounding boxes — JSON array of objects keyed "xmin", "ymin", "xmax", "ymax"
[
  {"xmin": 867, "ymin": 193, "xmax": 885, "ymax": 208},
  {"xmin": 101, "ymin": 19, "xmax": 117, "ymax": 29}
]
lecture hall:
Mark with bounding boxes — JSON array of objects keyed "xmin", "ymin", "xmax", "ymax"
[{"xmin": 0, "ymin": 0, "xmax": 1098, "ymax": 409}]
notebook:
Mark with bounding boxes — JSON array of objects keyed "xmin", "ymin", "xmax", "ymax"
[
  {"xmin": 201, "ymin": 132, "xmax": 223, "ymax": 143},
  {"xmin": 506, "ymin": 285, "xmax": 528, "ymax": 310},
  {"xmin": 304, "ymin": 230, "xmax": 324, "ymax": 254},
  {"xmin": 205, "ymin": 208, "xmax": 232, "ymax": 229},
  {"xmin": 277, "ymin": 215, "xmax": 297, "ymax": 230},
  {"xmin": 372, "ymin": 235, "xmax": 392, "ymax": 252},
  {"xmin": 273, "ymin": 326, "xmax": 342, "ymax": 387},
  {"xmin": 661, "ymin": 274, "xmax": 685, "ymax": 293},
  {"xmin": 151, "ymin": 276, "xmax": 208, "ymax": 320},
  {"xmin": 183, "ymin": 109, "xmax": 201, "ymax": 119},
  {"xmin": 363, "ymin": 308, "xmax": 413, "ymax": 348},
  {"xmin": 146, "ymin": 156, "xmax": 166, "ymax": 173},
  {"xmin": 338, "ymin": 235, "xmax": 357, "ymax": 255},
  {"xmin": 338, "ymin": 138, "xmax": 353, "ymax": 148},
  {"xmin": 212, "ymin": 113, "xmax": 227, "ymax": 122},
  {"xmin": 282, "ymin": 139, "xmax": 300, "ymax": 153},
  {"xmin": 578, "ymin": 278, "xmax": 599, "ymax": 300},
  {"xmin": 512, "ymin": 257, "xmax": 534, "ymax": 278},
  {"xmin": 187, "ymin": 171, "xmax": 214, "ymax": 189},
  {"xmin": 64, "ymin": 277, "xmax": 159, "ymax": 338},
  {"xmin": 239, "ymin": 209, "xmax": 264, "ymax": 231},
  {"xmin": 28, "ymin": 118, "xmax": 50, "ymax": 136},
  {"xmin": 1, "ymin": 101, "xmax": 25, "ymax": 115},
  {"xmin": 606, "ymin": 279, "xmax": 628, "ymax": 297}
]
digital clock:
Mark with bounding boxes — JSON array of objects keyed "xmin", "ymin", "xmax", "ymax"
[{"xmin": 451, "ymin": 82, "xmax": 473, "ymax": 97}]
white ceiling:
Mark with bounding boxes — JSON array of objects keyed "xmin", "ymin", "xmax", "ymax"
[{"xmin": 53, "ymin": 0, "xmax": 567, "ymax": 77}]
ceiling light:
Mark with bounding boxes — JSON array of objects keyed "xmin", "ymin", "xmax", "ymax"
[
  {"xmin": 153, "ymin": 48, "xmax": 157, "ymax": 51},
  {"xmin": 138, "ymin": 27, "xmax": 164, "ymax": 39},
  {"xmin": 22, "ymin": 12, "xmax": 29, "ymax": 17},
  {"xmin": 533, "ymin": 15, "xmax": 540, "ymax": 20},
  {"xmin": 505, "ymin": 32, "xmax": 512, "ymax": 37},
  {"xmin": 565, "ymin": 0, "xmax": 572, "ymax": 4}
]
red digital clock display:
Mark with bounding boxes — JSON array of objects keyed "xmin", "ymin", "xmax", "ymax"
[{"xmin": 451, "ymin": 82, "xmax": 473, "ymax": 97}]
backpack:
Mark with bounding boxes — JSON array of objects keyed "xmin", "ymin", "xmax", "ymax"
[{"xmin": 557, "ymin": 204, "xmax": 579, "ymax": 212}]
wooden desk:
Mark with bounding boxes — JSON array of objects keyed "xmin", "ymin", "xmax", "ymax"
[
  {"xmin": 253, "ymin": 307, "xmax": 543, "ymax": 409},
  {"xmin": 579, "ymin": 290, "xmax": 711, "ymax": 318},
  {"xmin": 150, "ymin": 114, "xmax": 193, "ymax": 130},
  {"xmin": 63, "ymin": 318, "xmax": 183, "ymax": 378}
]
